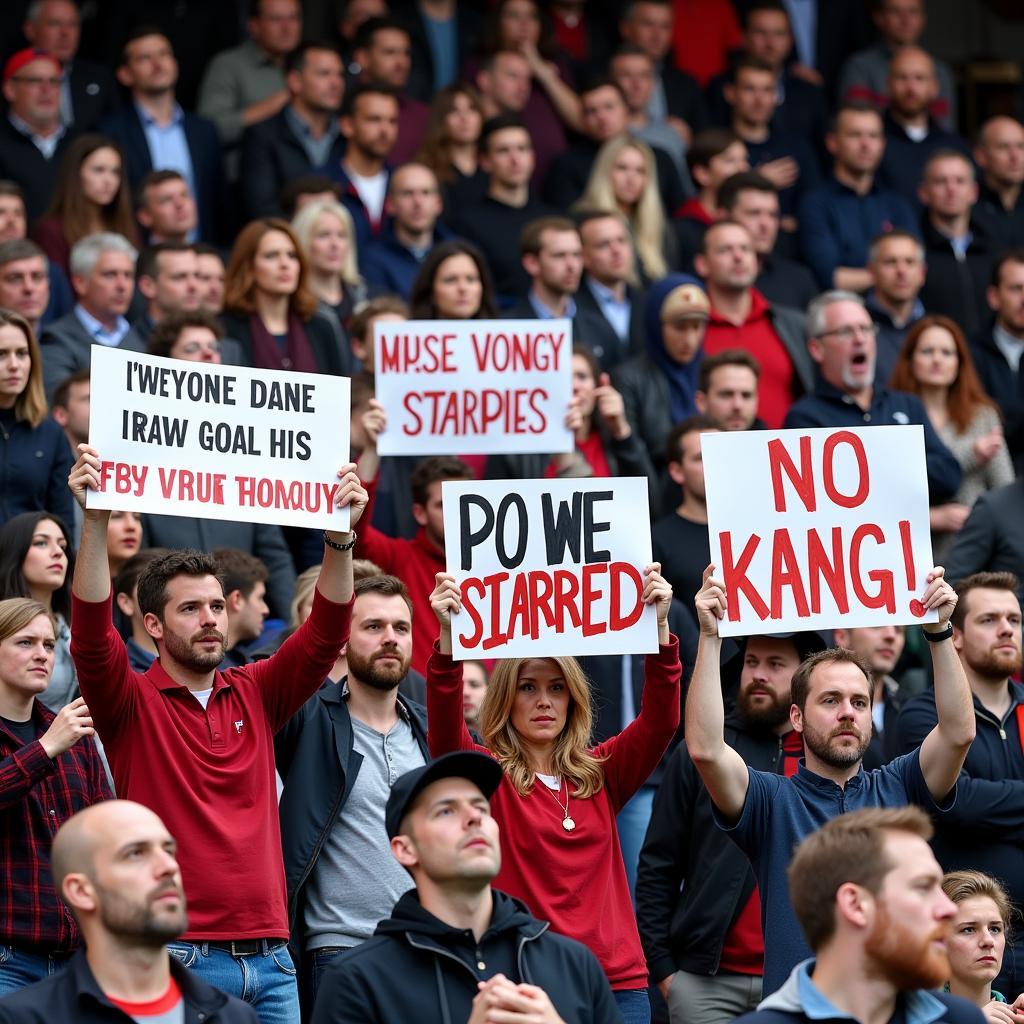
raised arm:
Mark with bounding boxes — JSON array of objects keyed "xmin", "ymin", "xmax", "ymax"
[
  {"xmin": 314, "ymin": 462, "xmax": 368, "ymax": 605},
  {"xmin": 918, "ymin": 567, "xmax": 976, "ymax": 800},
  {"xmin": 68, "ymin": 445, "xmax": 113, "ymax": 603},
  {"xmin": 684, "ymin": 565, "xmax": 750, "ymax": 823}
]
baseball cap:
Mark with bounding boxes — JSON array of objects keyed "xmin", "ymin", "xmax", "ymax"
[
  {"xmin": 385, "ymin": 751, "xmax": 504, "ymax": 840},
  {"xmin": 660, "ymin": 280, "xmax": 710, "ymax": 321},
  {"xmin": 3, "ymin": 48, "xmax": 62, "ymax": 85}
]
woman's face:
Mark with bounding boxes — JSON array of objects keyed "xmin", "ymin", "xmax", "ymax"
[
  {"xmin": 253, "ymin": 229, "xmax": 301, "ymax": 297},
  {"xmin": 80, "ymin": 146, "xmax": 122, "ymax": 207},
  {"xmin": 21, "ymin": 518, "xmax": 68, "ymax": 594},
  {"xmin": 610, "ymin": 146, "xmax": 647, "ymax": 208},
  {"xmin": 510, "ymin": 659, "xmax": 571, "ymax": 749},
  {"xmin": 307, "ymin": 212, "xmax": 350, "ymax": 276},
  {"xmin": 499, "ymin": 0, "xmax": 541, "ymax": 48},
  {"xmin": 911, "ymin": 326, "xmax": 959, "ymax": 390},
  {"xmin": 445, "ymin": 92, "xmax": 483, "ymax": 145},
  {"xmin": 572, "ymin": 353, "xmax": 597, "ymax": 418},
  {"xmin": 662, "ymin": 316, "xmax": 705, "ymax": 364},
  {"xmin": 0, "ymin": 613, "xmax": 55, "ymax": 697},
  {"xmin": 170, "ymin": 325, "xmax": 222, "ymax": 363},
  {"xmin": 0, "ymin": 324, "xmax": 31, "ymax": 409},
  {"xmin": 947, "ymin": 896, "xmax": 1005, "ymax": 989},
  {"xmin": 433, "ymin": 253, "xmax": 483, "ymax": 319},
  {"xmin": 106, "ymin": 510, "xmax": 142, "ymax": 564}
]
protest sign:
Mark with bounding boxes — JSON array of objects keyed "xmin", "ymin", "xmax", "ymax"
[
  {"xmin": 702, "ymin": 425, "xmax": 937, "ymax": 637},
  {"xmin": 373, "ymin": 319, "xmax": 573, "ymax": 456},
  {"xmin": 87, "ymin": 347, "xmax": 351, "ymax": 530},
  {"xmin": 442, "ymin": 478, "xmax": 659, "ymax": 659}
]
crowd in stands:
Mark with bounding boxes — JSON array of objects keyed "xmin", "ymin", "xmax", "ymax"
[{"xmin": 1, "ymin": 0, "xmax": 1024, "ymax": 1022}]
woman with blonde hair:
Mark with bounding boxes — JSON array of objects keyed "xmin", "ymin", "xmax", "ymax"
[
  {"xmin": 221, "ymin": 217, "xmax": 351, "ymax": 375},
  {"xmin": 578, "ymin": 136, "xmax": 674, "ymax": 283},
  {"xmin": 942, "ymin": 870, "xmax": 1023, "ymax": 1021},
  {"xmin": 427, "ymin": 566, "xmax": 681, "ymax": 1023}
]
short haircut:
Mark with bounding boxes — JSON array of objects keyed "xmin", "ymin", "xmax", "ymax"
[
  {"xmin": 665, "ymin": 414, "xmax": 720, "ymax": 463},
  {"xmin": 789, "ymin": 647, "xmax": 874, "ymax": 713},
  {"xmin": 990, "ymin": 248, "xmax": 1024, "ymax": 289},
  {"xmin": 0, "ymin": 180, "xmax": 26, "ymax": 203},
  {"xmin": 113, "ymin": 548, "xmax": 171, "ymax": 602},
  {"xmin": 942, "ymin": 870, "xmax": 1014, "ymax": 929},
  {"xmin": 788, "ymin": 806, "xmax": 934, "ymax": 951},
  {"xmin": 573, "ymin": 206, "xmax": 629, "ymax": 233},
  {"xmin": 0, "ymin": 238, "xmax": 46, "ymax": 268},
  {"xmin": 136, "ymin": 549, "xmax": 224, "ymax": 620},
  {"xmin": 520, "ymin": 216, "xmax": 578, "ymax": 257},
  {"xmin": 354, "ymin": 573, "xmax": 413, "ymax": 616},
  {"xmin": 341, "ymin": 80, "xmax": 399, "ymax": 119},
  {"xmin": 120, "ymin": 24, "xmax": 170, "ymax": 67},
  {"xmin": 137, "ymin": 242, "xmax": 193, "ymax": 282},
  {"xmin": 699, "ymin": 217, "xmax": 747, "ymax": 255},
  {"xmin": 743, "ymin": 0, "xmax": 789, "ymax": 21},
  {"xmin": 479, "ymin": 114, "xmax": 529, "ymax": 155},
  {"xmin": 410, "ymin": 456, "xmax": 474, "ymax": 506},
  {"xmin": 480, "ymin": 49, "xmax": 529, "ymax": 76},
  {"xmin": 280, "ymin": 175, "xmax": 341, "ymax": 219},
  {"xmin": 191, "ymin": 242, "xmax": 223, "ymax": 262},
  {"xmin": 284, "ymin": 40, "xmax": 340, "ymax": 76},
  {"xmin": 728, "ymin": 54, "xmax": 776, "ymax": 84},
  {"xmin": 353, "ymin": 15, "xmax": 409, "ymax": 52},
  {"xmin": 922, "ymin": 147, "xmax": 975, "ymax": 180},
  {"xmin": 951, "ymin": 571, "xmax": 1022, "ymax": 631},
  {"xmin": 350, "ymin": 295, "xmax": 408, "ymax": 342},
  {"xmin": 146, "ymin": 309, "xmax": 225, "ymax": 359},
  {"xmin": 831, "ymin": 101, "xmax": 883, "ymax": 133},
  {"xmin": 610, "ymin": 43, "xmax": 652, "ymax": 65},
  {"xmin": 51, "ymin": 367, "xmax": 91, "ymax": 411},
  {"xmin": 350, "ymin": 371, "xmax": 376, "ymax": 410},
  {"xmin": 699, "ymin": 349, "xmax": 761, "ymax": 391},
  {"xmin": 69, "ymin": 232, "xmax": 138, "ymax": 280},
  {"xmin": 717, "ymin": 170, "xmax": 777, "ymax": 212},
  {"xmin": 805, "ymin": 289, "xmax": 866, "ymax": 339},
  {"xmin": 687, "ymin": 128, "xmax": 741, "ymax": 177},
  {"xmin": 867, "ymin": 228, "xmax": 924, "ymax": 265},
  {"xmin": 579, "ymin": 75, "xmax": 628, "ymax": 105},
  {"xmin": 136, "ymin": 169, "xmax": 187, "ymax": 209},
  {"xmin": 213, "ymin": 548, "xmax": 269, "ymax": 599}
]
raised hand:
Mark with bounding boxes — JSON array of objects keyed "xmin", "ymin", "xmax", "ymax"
[
  {"xmin": 39, "ymin": 698, "xmax": 95, "ymax": 758},
  {"xmin": 695, "ymin": 564, "xmax": 727, "ymax": 638}
]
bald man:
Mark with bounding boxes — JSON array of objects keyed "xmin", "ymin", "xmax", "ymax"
[
  {"xmin": 974, "ymin": 115, "xmax": 1024, "ymax": 249},
  {"xmin": 0, "ymin": 801, "xmax": 257, "ymax": 1023}
]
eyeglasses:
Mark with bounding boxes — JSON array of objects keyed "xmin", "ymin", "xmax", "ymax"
[
  {"xmin": 11, "ymin": 75, "xmax": 62, "ymax": 87},
  {"xmin": 817, "ymin": 322, "xmax": 878, "ymax": 342}
]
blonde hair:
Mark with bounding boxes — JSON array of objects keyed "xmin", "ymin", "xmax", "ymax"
[
  {"xmin": 291, "ymin": 200, "xmax": 363, "ymax": 289},
  {"xmin": 478, "ymin": 656, "xmax": 606, "ymax": 798},
  {"xmin": 578, "ymin": 136, "xmax": 666, "ymax": 281},
  {"xmin": 0, "ymin": 597, "xmax": 54, "ymax": 644},
  {"xmin": 942, "ymin": 870, "xmax": 1014, "ymax": 929},
  {"xmin": 0, "ymin": 310, "xmax": 47, "ymax": 428},
  {"xmin": 289, "ymin": 565, "xmax": 320, "ymax": 629}
]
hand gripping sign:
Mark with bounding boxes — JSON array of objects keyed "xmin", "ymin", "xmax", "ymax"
[
  {"xmin": 442, "ymin": 478, "xmax": 659, "ymax": 659},
  {"xmin": 702, "ymin": 425, "xmax": 938, "ymax": 637}
]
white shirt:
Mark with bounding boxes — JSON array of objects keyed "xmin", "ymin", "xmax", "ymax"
[{"xmin": 347, "ymin": 169, "xmax": 388, "ymax": 226}]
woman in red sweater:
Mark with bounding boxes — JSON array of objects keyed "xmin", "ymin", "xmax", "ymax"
[{"xmin": 427, "ymin": 567, "xmax": 681, "ymax": 1024}]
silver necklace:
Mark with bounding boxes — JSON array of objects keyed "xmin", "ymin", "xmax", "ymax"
[{"xmin": 541, "ymin": 776, "xmax": 576, "ymax": 832}]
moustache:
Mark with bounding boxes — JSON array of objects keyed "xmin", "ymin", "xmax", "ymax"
[{"xmin": 191, "ymin": 631, "xmax": 225, "ymax": 645}]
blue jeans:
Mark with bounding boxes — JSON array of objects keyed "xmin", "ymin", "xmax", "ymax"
[
  {"xmin": 0, "ymin": 946, "xmax": 71, "ymax": 997},
  {"xmin": 306, "ymin": 947, "xmax": 348, "ymax": 1008},
  {"xmin": 167, "ymin": 941, "xmax": 299, "ymax": 1024},
  {"xmin": 617, "ymin": 784, "xmax": 657, "ymax": 896},
  {"xmin": 615, "ymin": 987, "xmax": 652, "ymax": 1024}
]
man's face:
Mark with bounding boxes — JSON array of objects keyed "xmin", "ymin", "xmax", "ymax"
[
  {"xmin": 0, "ymin": 196, "xmax": 27, "ymax": 242},
  {"xmin": 726, "ymin": 187, "xmax": 779, "ymax": 255},
  {"xmin": 581, "ymin": 86, "xmax": 629, "ymax": 142},
  {"xmin": 346, "ymin": 592, "xmax": 413, "ymax": 690},
  {"xmin": 74, "ymin": 251, "xmax": 135, "ymax": 321},
  {"xmin": 697, "ymin": 364, "xmax": 758, "ymax": 430},
  {"xmin": 870, "ymin": 237, "xmax": 925, "ymax": 304},
  {"xmin": 976, "ymin": 117, "xmax": 1024, "ymax": 189},
  {"xmin": 195, "ymin": 253, "xmax": 226, "ymax": 313},
  {"xmin": 343, "ymin": 94, "xmax": 399, "ymax": 161},
  {"xmin": 704, "ymin": 142, "xmax": 750, "ymax": 192},
  {"xmin": 876, "ymin": 0, "xmax": 925, "ymax": 45},
  {"xmin": 462, "ymin": 663, "xmax": 488, "ymax": 727},
  {"xmin": 54, "ymin": 379, "xmax": 90, "ymax": 441},
  {"xmin": 809, "ymin": 299, "xmax": 877, "ymax": 394},
  {"xmin": 745, "ymin": 11, "xmax": 791, "ymax": 69},
  {"xmin": 121, "ymin": 34, "xmax": 178, "ymax": 95},
  {"xmin": 830, "ymin": 111, "xmax": 885, "ymax": 176},
  {"xmin": 727, "ymin": 68, "xmax": 777, "ymax": 128},
  {"xmin": 737, "ymin": 636, "xmax": 800, "ymax": 729},
  {"xmin": 620, "ymin": 1, "xmax": 672, "ymax": 61},
  {"xmin": 413, "ymin": 480, "xmax": 448, "ymax": 549},
  {"xmin": 145, "ymin": 575, "xmax": 228, "ymax": 671},
  {"xmin": 580, "ymin": 215, "xmax": 634, "ymax": 284},
  {"xmin": 528, "ymin": 229, "xmax": 583, "ymax": 297},
  {"xmin": 0, "ymin": 614, "xmax": 55, "ymax": 702},
  {"xmin": 250, "ymin": 0, "xmax": 302, "ymax": 57},
  {"xmin": 988, "ymin": 259, "xmax": 1024, "ymax": 336},
  {"xmin": 888, "ymin": 48, "xmax": 937, "ymax": 120},
  {"xmin": 294, "ymin": 48, "xmax": 344, "ymax": 113},
  {"xmin": 0, "ymin": 256, "xmax": 49, "ymax": 323},
  {"xmin": 480, "ymin": 53, "xmax": 530, "ymax": 112},
  {"xmin": 2, "ymin": 56, "xmax": 62, "ymax": 127},
  {"xmin": 139, "ymin": 178, "xmax": 198, "ymax": 242},
  {"xmin": 146, "ymin": 250, "xmax": 201, "ymax": 316},
  {"xmin": 919, "ymin": 156, "xmax": 977, "ymax": 220},
  {"xmin": 230, "ymin": 581, "xmax": 268, "ymax": 646},
  {"xmin": 671, "ymin": 427, "xmax": 716, "ymax": 499},
  {"xmin": 610, "ymin": 54, "xmax": 655, "ymax": 114},
  {"xmin": 661, "ymin": 317, "xmax": 706, "ymax": 365},
  {"xmin": 24, "ymin": 0, "xmax": 80, "ymax": 63},
  {"xmin": 864, "ymin": 831, "xmax": 956, "ymax": 990},
  {"xmin": 955, "ymin": 587, "xmax": 1023, "ymax": 683},
  {"xmin": 794, "ymin": 661, "xmax": 873, "ymax": 768},
  {"xmin": 388, "ymin": 166, "xmax": 442, "ymax": 235},
  {"xmin": 393, "ymin": 777, "xmax": 501, "ymax": 884},
  {"xmin": 834, "ymin": 625, "xmax": 906, "ymax": 678},
  {"xmin": 481, "ymin": 127, "xmax": 534, "ymax": 189},
  {"xmin": 696, "ymin": 224, "xmax": 758, "ymax": 292},
  {"xmin": 360, "ymin": 29, "xmax": 411, "ymax": 89}
]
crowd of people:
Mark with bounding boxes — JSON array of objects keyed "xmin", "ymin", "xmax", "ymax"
[{"xmin": 1, "ymin": 0, "xmax": 1024, "ymax": 1022}]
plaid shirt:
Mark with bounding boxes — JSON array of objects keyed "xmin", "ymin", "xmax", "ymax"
[{"xmin": 0, "ymin": 701, "xmax": 113, "ymax": 952}]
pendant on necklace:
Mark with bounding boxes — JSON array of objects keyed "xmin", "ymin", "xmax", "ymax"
[{"xmin": 562, "ymin": 816, "xmax": 576, "ymax": 832}]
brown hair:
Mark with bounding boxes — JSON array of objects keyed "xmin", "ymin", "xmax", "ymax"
[
  {"xmin": 212, "ymin": 548, "xmax": 268, "ymax": 600},
  {"xmin": 519, "ymin": 216, "xmax": 578, "ymax": 257},
  {"xmin": 951, "ymin": 572, "xmax": 1022, "ymax": 631},
  {"xmin": 890, "ymin": 315, "xmax": 996, "ymax": 433},
  {"xmin": 354, "ymin": 573, "xmax": 413, "ymax": 616},
  {"xmin": 51, "ymin": 367, "xmax": 91, "ymax": 411},
  {"xmin": 223, "ymin": 218, "xmax": 319, "ymax": 319},
  {"xmin": 0, "ymin": 596, "xmax": 54, "ymax": 645},
  {"xmin": 146, "ymin": 309, "xmax": 225, "ymax": 359},
  {"xmin": 790, "ymin": 647, "xmax": 874, "ymax": 713},
  {"xmin": 410, "ymin": 455, "xmax": 474, "ymax": 506},
  {"xmin": 789, "ymin": 806, "xmax": 933, "ymax": 951},
  {"xmin": 416, "ymin": 83, "xmax": 485, "ymax": 185},
  {"xmin": 136, "ymin": 549, "xmax": 223, "ymax": 621},
  {"xmin": 942, "ymin": 870, "xmax": 1013, "ymax": 929},
  {"xmin": 665, "ymin": 414, "xmax": 720, "ymax": 464},
  {"xmin": 350, "ymin": 295, "xmax": 408, "ymax": 343},
  {"xmin": 0, "ymin": 309, "xmax": 46, "ymax": 427},
  {"xmin": 699, "ymin": 348, "xmax": 761, "ymax": 391}
]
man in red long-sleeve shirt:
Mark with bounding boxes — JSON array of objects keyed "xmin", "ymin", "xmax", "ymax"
[{"xmin": 66, "ymin": 445, "xmax": 367, "ymax": 1024}]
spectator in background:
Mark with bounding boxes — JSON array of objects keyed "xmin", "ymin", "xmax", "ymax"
[
  {"xmin": 348, "ymin": 295, "xmax": 408, "ymax": 371},
  {"xmin": 799, "ymin": 104, "xmax": 917, "ymax": 292},
  {"xmin": 147, "ymin": 308, "xmax": 236, "ymax": 365},
  {"xmin": 213, "ymin": 548, "xmax": 270, "ymax": 668},
  {"xmin": 112, "ymin": 548, "xmax": 168, "ymax": 671},
  {"xmin": 474, "ymin": 49, "xmax": 533, "ymax": 122},
  {"xmin": 336, "ymin": 0, "xmax": 388, "ymax": 71},
  {"xmin": 891, "ymin": 316, "xmax": 1015, "ymax": 559},
  {"xmin": 22, "ymin": 0, "xmax": 119, "ymax": 132},
  {"xmin": 866, "ymin": 229, "xmax": 927, "ymax": 385},
  {"xmin": 100, "ymin": 28, "xmax": 224, "ymax": 246},
  {"xmin": 0, "ymin": 240, "xmax": 51, "ymax": 337},
  {"xmin": 135, "ymin": 171, "xmax": 199, "ymax": 245},
  {"xmin": 716, "ymin": 172, "xmax": 818, "ymax": 311},
  {"xmin": 240, "ymin": 42, "xmax": 346, "ymax": 220},
  {"xmin": 280, "ymin": 174, "xmax": 341, "ymax": 219},
  {"xmin": 104, "ymin": 509, "xmax": 141, "ymax": 580},
  {"xmin": 415, "ymin": 83, "xmax": 487, "ymax": 208},
  {"xmin": 408, "ymin": 239, "xmax": 498, "ymax": 320},
  {"xmin": 695, "ymin": 349, "xmax": 761, "ymax": 430},
  {"xmin": 944, "ymin": 481, "xmax": 1024, "ymax": 587},
  {"xmin": 130, "ymin": 243, "xmax": 202, "ymax": 344},
  {"xmin": 0, "ymin": 49, "xmax": 77, "ymax": 224},
  {"xmin": 193, "ymin": 243, "xmax": 227, "ymax": 314},
  {"xmin": 32, "ymin": 134, "xmax": 137, "ymax": 277},
  {"xmin": 38, "ymin": 232, "xmax": 140, "ymax": 400},
  {"xmin": 0, "ymin": 311, "xmax": 75, "ymax": 529},
  {"xmin": 0, "ymin": 511, "xmax": 77, "ymax": 710},
  {"xmin": 49, "ymin": 368, "xmax": 90, "ymax": 458},
  {"xmin": 197, "ymin": 0, "xmax": 301, "ymax": 177},
  {"xmin": 401, "ymin": 0, "xmax": 482, "ymax": 102},
  {"xmin": 462, "ymin": 660, "xmax": 488, "ymax": 729},
  {"xmin": 221, "ymin": 218, "xmax": 352, "ymax": 376},
  {"xmin": 973, "ymin": 116, "xmax": 1024, "ymax": 251}
]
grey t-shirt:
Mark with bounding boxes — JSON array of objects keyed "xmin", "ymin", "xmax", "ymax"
[{"xmin": 304, "ymin": 713, "xmax": 425, "ymax": 949}]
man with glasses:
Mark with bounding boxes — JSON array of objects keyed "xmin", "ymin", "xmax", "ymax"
[{"xmin": 784, "ymin": 290, "xmax": 961, "ymax": 503}]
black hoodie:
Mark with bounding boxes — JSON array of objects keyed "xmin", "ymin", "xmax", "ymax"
[{"xmin": 309, "ymin": 889, "xmax": 622, "ymax": 1024}]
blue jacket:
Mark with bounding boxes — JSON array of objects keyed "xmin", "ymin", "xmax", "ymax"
[
  {"xmin": 361, "ymin": 223, "xmax": 456, "ymax": 298},
  {"xmin": 784, "ymin": 380, "xmax": 962, "ymax": 503},
  {"xmin": 0, "ymin": 412, "xmax": 75, "ymax": 528}
]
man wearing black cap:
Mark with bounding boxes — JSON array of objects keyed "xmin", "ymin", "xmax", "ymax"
[
  {"xmin": 636, "ymin": 629, "xmax": 823, "ymax": 1024},
  {"xmin": 310, "ymin": 752, "xmax": 621, "ymax": 1024}
]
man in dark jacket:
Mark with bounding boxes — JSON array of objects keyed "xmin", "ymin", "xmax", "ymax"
[
  {"xmin": 310, "ymin": 751, "xmax": 620, "ymax": 1024},
  {"xmin": 0, "ymin": 799, "xmax": 257, "ymax": 1023}
]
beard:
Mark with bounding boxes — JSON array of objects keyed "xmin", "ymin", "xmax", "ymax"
[
  {"xmin": 801, "ymin": 718, "xmax": 870, "ymax": 768},
  {"xmin": 347, "ymin": 644, "xmax": 410, "ymax": 691},
  {"xmin": 865, "ymin": 901, "xmax": 950, "ymax": 990},
  {"xmin": 96, "ymin": 881, "xmax": 189, "ymax": 948},
  {"xmin": 162, "ymin": 627, "xmax": 226, "ymax": 672},
  {"xmin": 966, "ymin": 646, "xmax": 1023, "ymax": 682},
  {"xmin": 736, "ymin": 685, "xmax": 791, "ymax": 730}
]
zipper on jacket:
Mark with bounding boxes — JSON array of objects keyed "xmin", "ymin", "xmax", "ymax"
[{"xmin": 290, "ymin": 781, "xmax": 348, "ymax": 927}]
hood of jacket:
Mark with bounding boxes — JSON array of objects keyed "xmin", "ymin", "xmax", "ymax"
[{"xmin": 375, "ymin": 888, "xmax": 544, "ymax": 943}]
